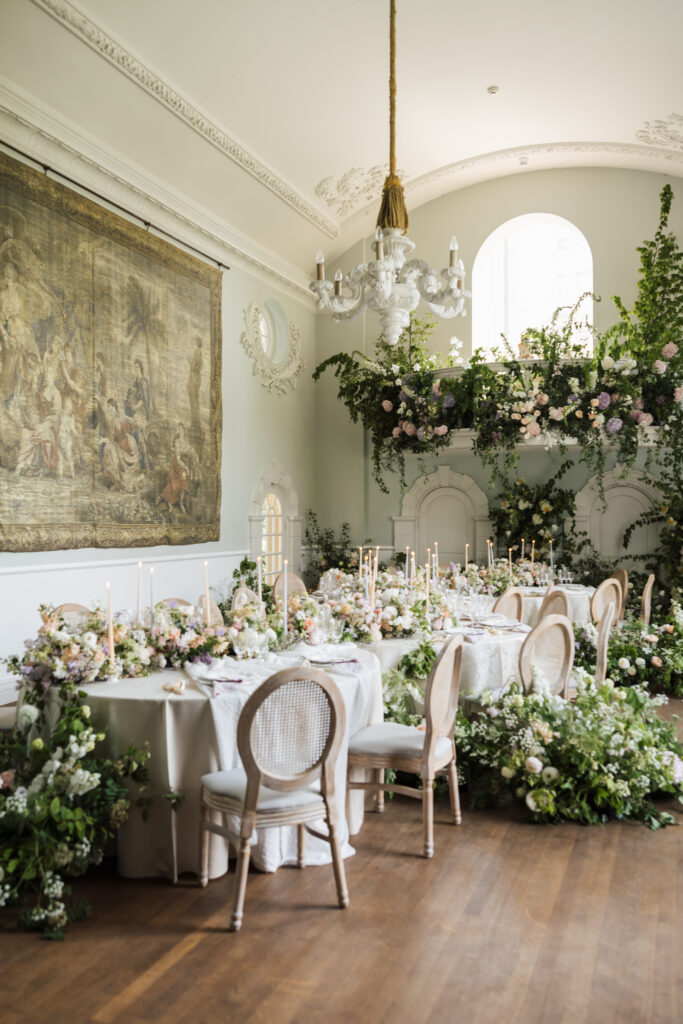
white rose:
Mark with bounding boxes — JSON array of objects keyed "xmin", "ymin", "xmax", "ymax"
[
  {"xmin": 525, "ymin": 756, "xmax": 543, "ymax": 774},
  {"xmin": 81, "ymin": 705, "xmax": 91, "ymax": 719},
  {"xmin": 635, "ymin": 657, "xmax": 645, "ymax": 667},
  {"xmin": 601, "ymin": 355, "xmax": 615, "ymax": 370},
  {"xmin": 542, "ymin": 766, "xmax": 559, "ymax": 783},
  {"xmin": 628, "ymin": 666, "xmax": 637, "ymax": 676},
  {"xmin": 525, "ymin": 791, "xmax": 539, "ymax": 811},
  {"xmin": 501, "ymin": 766, "xmax": 515, "ymax": 779},
  {"xmin": 391, "ymin": 364, "xmax": 400, "ymax": 375},
  {"xmin": 617, "ymin": 657, "xmax": 630, "ymax": 670}
]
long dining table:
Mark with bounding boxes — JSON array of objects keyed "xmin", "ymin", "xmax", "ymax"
[{"xmin": 80, "ymin": 644, "xmax": 382, "ymax": 882}]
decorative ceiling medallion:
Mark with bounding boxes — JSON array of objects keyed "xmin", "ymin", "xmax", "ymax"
[
  {"xmin": 636, "ymin": 113, "xmax": 683, "ymax": 151},
  {"xmin": 315, "ymin": 164, "xmax": 406, "ymax": 218},
  {"xmin": 240, "ymin": 302, "xmax": 305, "ymax": 396}
]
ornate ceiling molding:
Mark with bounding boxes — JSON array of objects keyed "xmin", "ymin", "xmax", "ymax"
[
  {"xmin": 315, "ymin": 164, "xmax": 407, "ymax": 218},
  {"xmin": 0, "ymin": 77, "xmax": 317, "ymax": 308},
  {"xmin": 29, "ymin": 0, "xmax": 338, "ymax": 238},
  {"xmin": 636, "ymin": 113, "xmax": 683, "ymax": 151},
  {"xmin": 340, "ymin": 140, "xmax": 683, "ymax": 228}
]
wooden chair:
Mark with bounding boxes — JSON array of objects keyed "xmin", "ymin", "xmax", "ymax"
[
  {"xmin": 518, "ymin": 614, "xmax": 574, "ymax": 698},
  {"xmin": 590, "ymin": 578, "xmax": 622, "ymax": 625},
  {"xmin": 492, "ymin": 587, "xmax": 524, "ymax": 621},
  {"xmin": 196, "ymin": 594, "xmax": 225, "ymax": 627},
  {"xmin": 231, "ymin": 583, "xmax": 259, "ymax": 610},
  {"xmin": 199, "ymin": 667, "xmax": 348, "ymax": 932},
  {"xmin": 54, "ymin": 603, "xmax": 90, "ymax": 627},
  {"xmin": 538, "ymin": 588, "xmax": 569, "ymax": 621},
  {"xmin": 640, "ymin": 573, "xmax": 655, "ymax": 626},
  {"xmin": 595, "ymin": 604, "xmax": 616, "ymax": 685},
  {"xmin": 273, "ymin": 571, "xmax": 307, "ymax": 598},
  {"xmin": 347, "ymin": 636, "xmax": 464, "ymax": 859},
  {"xmin": 155, "ymin": 598, "xmax": 194, "ymax": 626},
  {"xmin": 610, "ymin": 569, "xmax": 629, "ymax": 621}
]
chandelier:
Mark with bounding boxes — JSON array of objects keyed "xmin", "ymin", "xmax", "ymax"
[{"xmin": 310, "ymin": 0, "xmax": 470, "ymax": 346}]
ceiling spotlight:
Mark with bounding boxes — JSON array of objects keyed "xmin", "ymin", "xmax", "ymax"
[
  {"xmin": 519, "ymin": 155, "xmax": 529, "ymax": 166},
  {"xmin": 487, "ymin": 85, "xmax": 499, "ymax": 95}
]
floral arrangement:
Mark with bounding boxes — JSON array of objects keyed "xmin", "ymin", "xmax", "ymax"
[
  {"xmin": 274, "ymin": 593, "xmax": 325, "ymax": 644},
  {"xmin": 150, "ymin": 603, "xmax": 231, "ymax": 669},
  {"xmin": 6, "ymin": 606, "xmax": 156, "ymax": 697},
  {"xmin": 442, "ymin": 559, "xmax": 537, "ymax": 597},
  {"xmin": 454, "ymin": 678, "xmax": 683, "ymax": 828},
  {"xmin": 327, "ymin": 568, "xmax": 454, "ymax": 642},
  {"xmin": 574, "ymin": 606, "xmax": 683, "ymax": 697},
  {"xmin": 489, "ymin": 462, "xmax": 576, "ymax": 552},
  {"xmin": 0, "ymin": 698, "xmax": 149, "ymax": 938}
]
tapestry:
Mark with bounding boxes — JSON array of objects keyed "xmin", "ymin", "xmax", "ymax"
[{"xmin": 0, "ymin": 152, "xmax": 222, "ymax": 551}]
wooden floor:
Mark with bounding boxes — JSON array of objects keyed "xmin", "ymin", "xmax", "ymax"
[{"xmin": 3, "ymin": 701, "xmax": 683, "ymax": 1024}]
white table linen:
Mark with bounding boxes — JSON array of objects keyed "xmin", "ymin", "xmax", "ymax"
[
  {"xmin": 477, "ymin": 585, "xmax": 594, "ymax": 627},
  {"xmin": 80, "ymin": 645, "xmax": 381, "ymax": 882}
]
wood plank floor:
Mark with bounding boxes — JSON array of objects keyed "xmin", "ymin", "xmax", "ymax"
[{"xmin": 3, "ymin": 702, "xmax": 682, "ymax": 1024}]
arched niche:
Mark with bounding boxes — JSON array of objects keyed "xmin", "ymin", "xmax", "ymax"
[
  {"xmin": 248, "ymin": 463, "xmax": 302, "ymax": 571},
  {"xmin": 574, "ymin": 467, "xmax": 661, "ymax": 561},
  {"xmin": 393, "ymin": 466, "xmax": 491, "ymax": 564}
]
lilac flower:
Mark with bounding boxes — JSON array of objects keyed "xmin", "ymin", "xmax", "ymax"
[
  {"xmin": 417, "ymin": 426, "xmax": 426, "ymax": 442},
  {"xmin": 399, "ymin": 390, "xmax": 409, "ymax": 403},
  {"xmin": 597, "ymin": 391, "xmax": 611, "ymax": 410},
  {"xmin": 443, "ymin": 393, "xmax": 455, "ymax": 408},
  {"xmin": 568, "ymin": 393, "xmax": 578, "ymax": 403},
  {"xmin": 606, "ymin": 417, "xmax": 623, "ymax": 434}
]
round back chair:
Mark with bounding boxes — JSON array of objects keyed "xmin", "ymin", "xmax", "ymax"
[
  {"xmin": 640, "ymin": 573, "xmax": 655, "ymax": 626},
  {"xmin": 423, "ymin": 636, "xmax": 464, "ymax": 767},
  {"xmin": 610, "ymin": 569, "xmax": 629, "ymax": 621},
  {"xmin": 196, "ymin": 594, "xmax": 225, "ymax": 627},
  {"xmin": 595, "ymin": 603, "xmax": 616, "ymax": 685},
  {"xmin": 590, "ymin": 578, "xmax": 622, "ymax": 625},
  {"xmin": 492, "ymin": 587, "xmax": 524, "ymax": 621},
  {"xmin": 538, "ymin": 589, "xmax": 569, "ymax": 621},
  {"xmin": 156, "ymin": 598, "xmax": 194, "ymax": 624},
  {"xmin": 231, "ymin": 582, "xmax": 259, "ymax": 611},
  {"xmin": 54, "ymin": 603, "xmax": 91, "ymax": 627},
  {"xmin": 519, "ymin": 614, "xmax": 575, "ymax": 698},
  {"xmin": 273, "ymin": 570, "xmax": 307, "ymax": 599}
]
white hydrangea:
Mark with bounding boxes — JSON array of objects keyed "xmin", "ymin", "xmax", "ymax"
[
  {"xmin": 66, "ymin": 768, "xmax": 100, "ymax": 797},
  {"xmin": 17, "ymin": 703, "xmax": 40, "ymax": 729}
]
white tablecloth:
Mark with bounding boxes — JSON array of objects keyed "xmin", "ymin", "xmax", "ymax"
[
  {"xmin": 360, "ymin": 626, "xmax": 527, "ymax": 699},
  {"xmin": 80, "ymin": 645, "xmax": 382, "ymax": 881},
  {"xmin": 479, "ymin": 585, "xmax": 594, "ymax": 627}
]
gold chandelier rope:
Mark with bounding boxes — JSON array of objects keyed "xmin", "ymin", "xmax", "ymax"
[{"xmin": 377, "ymin": 0, "xmax": 409, "ymax": 232}]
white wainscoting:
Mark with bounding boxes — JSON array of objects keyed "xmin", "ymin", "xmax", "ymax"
[{"xmin": 0, "ymin": 550, "xmax": 246, "ymax": 698}]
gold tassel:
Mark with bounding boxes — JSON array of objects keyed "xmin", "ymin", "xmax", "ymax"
[{"xmin": 376, "ymin": 173, "xmax": 409, "ymax": 232}]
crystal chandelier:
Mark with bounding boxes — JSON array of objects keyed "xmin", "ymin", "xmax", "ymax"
[{"xmin": 310, "ymin": 0, "xmax": 470, "ymax": 346}]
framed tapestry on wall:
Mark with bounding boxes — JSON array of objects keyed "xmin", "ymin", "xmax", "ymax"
[{"xmin": 0, "ymin": 152, "xmax": 222, "ymax": 551}]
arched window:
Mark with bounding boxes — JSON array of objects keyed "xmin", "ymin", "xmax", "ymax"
[
  {"xmin": 472, "ymin": 213, "xmax": 593, "ymax": 359},
  {"xmin": 261, "ymin": 491, "xmax": 283, "ymax": 580}
]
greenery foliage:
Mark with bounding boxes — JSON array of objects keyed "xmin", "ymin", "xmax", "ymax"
[
  {"xmin": 489, "ymin": 462, "xmax": 576, "ymax": 554},
  {"xmin": 303, "ymin": 511, "xmax": 357, "ymax": 582}
]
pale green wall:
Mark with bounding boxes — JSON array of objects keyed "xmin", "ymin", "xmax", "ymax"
[{"xmin": 313, "ymin": 167, "xmax": 683, "ymax": 547}]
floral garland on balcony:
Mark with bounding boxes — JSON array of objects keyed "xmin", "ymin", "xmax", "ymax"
[{"xmin": 314, "ymin": 185, "xmax": 683, "ymax": 500}]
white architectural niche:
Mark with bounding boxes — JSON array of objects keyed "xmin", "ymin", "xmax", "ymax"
[
  {"xmin": 240, "ymin": 300, "xmax": 305, "ymax": 396},
  {"xmin": 393, "ymin": 466, "xmax": 492, "ymax": 564},
  {"xmin": 574, "ymin": 467, "xmax": 662, "ymax": 562},
  {"xmin": 248, "ymin": 463, "xmax": 303, "ymax": 572}
]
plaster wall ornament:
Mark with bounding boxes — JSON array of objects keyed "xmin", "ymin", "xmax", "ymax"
[
  {"xmin": 30, "ymin": 0, "xmax": 338, "ymax": 237},
  {"xmin": 240, "ymin": 302, "xmax": 305, "ymax": 396},
  {"xmin": 315, "ymin": 164, "xmax": 407, "ymax": 218},
  {"xmin": 636, "ymin": 113, "xmax": 683, "ymax": 150}
]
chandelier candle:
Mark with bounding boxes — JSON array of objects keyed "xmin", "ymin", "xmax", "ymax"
[
  {"xmin": 106, "ymin": 582, "xmax": 115, "ymax": 671},
  {"xmin": 316, "ymin": 251, "xmax": 325, "ymax": 280}
]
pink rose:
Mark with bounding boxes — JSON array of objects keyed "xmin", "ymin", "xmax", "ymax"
[
  {"xmin": 575, "ymin": 410, "xmax": 584, "ymax": 419},
  {"xmin": 525, "ymin": 421, "xmax": 541, "ymax": 437},
  {"xmin": 674, "ymin": 387, "xmax": 683, "ymax": 403},
  {"xmin": 403, "ymin": 422, "xmax": 417, "ymax": 436},
  {"xmin": 392, "ymin": 426, "xmax": 401, "ymax": 438},
  {"xmin": 548, "ymin": 407, "xmax": 564, "ymax": 421},
  {"xmin": 434, "ymin": 424, "xmax": 448, "ymax": 436},
  {"xmin": 639, "ymin": 412, "xmax": 653, "ymax": 427},
  {"xmin": 0, "ymin": 769, "xmax": 15, "ymax": 790},
  {"xmin": 653, "ymin": 360, "xmax": 668, "ymax": 375},
  {"xmin": 537, "ymin": 393, "xmax": 549, "ymax": 406},
  {"xmin": 661, "ymin": 342, "xmax": 678, "ymax": 359},
  {"xmin": 652, "ymin": 656, "xmax": 663, "ymax": 668},
  {"xmin": 382, "ymin": 399, "xmax": 393, "ymax": 412}
]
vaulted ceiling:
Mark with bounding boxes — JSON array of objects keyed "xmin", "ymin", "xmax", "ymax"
[{"xmin": 2, "ymin": 0, "xmax": 683, "ymax": 281}]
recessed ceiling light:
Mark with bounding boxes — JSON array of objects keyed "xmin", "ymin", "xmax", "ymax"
[{"xmin": 487, "ymin": 85, "xmax": 499, "ymax": 95}]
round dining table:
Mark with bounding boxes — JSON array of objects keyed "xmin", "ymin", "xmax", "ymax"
[{"xmin": 80, "ymin": 644, "xmax": 382, "ymax": 883}]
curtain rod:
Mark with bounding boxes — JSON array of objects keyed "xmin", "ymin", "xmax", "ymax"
[{"xmin": 0, "ymin": 138, "xmax": 229, "ymax": 271}]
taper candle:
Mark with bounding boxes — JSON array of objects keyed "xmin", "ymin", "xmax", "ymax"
[
  {"xmin": 405, "ymin": 545, "xmax": 409, "ymax": 581},
  {"xmin": 359, "ymin": 546, "xmax": 363, "ymax": 580},
  {"xmin": 425, "ymin": 561, "xmax": 430, "ymax": 620},
  {"xmin": 136, "ymin": 560, "xmax": 142, "ymax": 627},
  {"xmin": 508, "ymin": 547, "xmax": 513, "ymax": 578},
  {"xmin": 531, "ymin": 540, "xmax": 535, "ymax": 568},
  {"xmin": 106, "ymin": 581, "xmax": 115, "ymax": 671},
  {"xmin": 434, "ymin": 541, "xmax": 439, "ymax": 578},
  {"xmin": 465, "ymin": 543, "xmax": 469, "ymax": 571},
  {"xmin": 283, "ymin": 559, "xmax": 288, "ymax": 635},
  {"xmin": 549, "ymin": 539, "xmax": 554, "ymax": 572},
  {"xmin": 521, "ymin": 538, "xmax": 525, "ymax": 560},
  {"xmin": 203, "ymin": 560, "xmax": 211, "ymax": 627},
  {"xmin": 257, "ymin": 555, "xmax": 263, "ymax": 603},
  {"xmin": 149, "ymin": 566, "xmax": 155, "ymax": 624}
]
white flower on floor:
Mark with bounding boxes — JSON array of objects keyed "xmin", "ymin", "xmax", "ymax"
[{"xmin": 525, "ymin": 791, "xmax": 539, "ymax": 811}]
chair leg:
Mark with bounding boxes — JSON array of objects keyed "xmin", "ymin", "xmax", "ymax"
[
  {"xmin": 447, "ymin": 757, "xmax": 462, "ymax": 825},
  {"xmin": 422, "ymin": 777, "xmax": 434, "ymax": 858},
  {"xmin": 375, "ymin": 768, "xmax": 385, "ymax": 813},
  {"xmin": 325, "ymin": 799, "xmax": 349, "ymax": 909},
  {"xmin": 229, "ymin": 835, "xmax": 253, "ymax": 932},
  {"xmin": 198, "ymin": 798, "xmax": 210, "ymax": 887},
  {"xmin": 297, "ymin": 823, "xmax": 306, "ymax": 868}
]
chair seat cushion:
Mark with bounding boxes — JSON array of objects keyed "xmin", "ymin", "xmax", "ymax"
[
  {"xmin": 201, "ymin": 769, "xmax": 322, "ymax": 811},
  {"xmin": 348, "ymin": 722, "xmax": 452, "ymax": 761}
]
